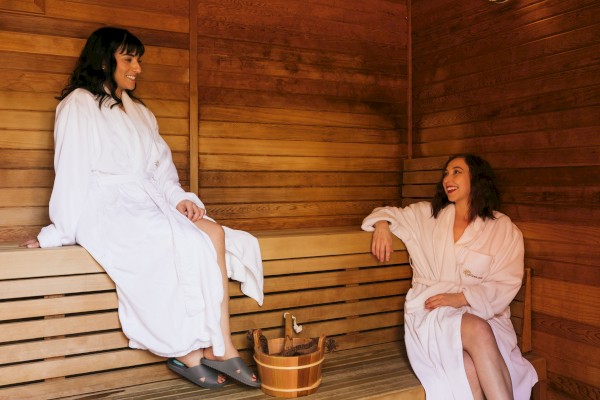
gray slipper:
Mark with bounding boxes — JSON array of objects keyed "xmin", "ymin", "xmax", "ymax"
[
  {"xmin": 167, "ymin": 358, "xmax": 226, "ymax": 389},
  {"xmin": 202, "ymin": 357, "xmax": 261, "ymax": 388}
]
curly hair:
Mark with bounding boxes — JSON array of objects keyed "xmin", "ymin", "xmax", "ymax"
[
  {"xmin": 58, "ymin": 27, "xmax": 145, "ymax": 108},
  {"xmin": 431, "ymin": 154, "xmax": 500, "ymax": 222}
]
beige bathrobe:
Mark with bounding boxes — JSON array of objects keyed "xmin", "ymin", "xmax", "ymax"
[
  {"xmin": 362, "ymin": 201, "xmax": 537, "ymax": 400},
  {"xmin": 38, "ymin": 89, "xmax": 263, "ymax": 358}
]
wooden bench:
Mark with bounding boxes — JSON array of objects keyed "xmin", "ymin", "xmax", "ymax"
[
  {"xmin": 1, "ymin": 227, "xmax": 545, "ymax": 399},
  {"xmin": 0, "ymin": 228, "xmax": 422, "ymax": 399}
]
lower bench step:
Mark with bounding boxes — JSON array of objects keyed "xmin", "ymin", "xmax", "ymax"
[{"xmin": 59, "ymin": 341, "xmax": 425, "ymax": 400}]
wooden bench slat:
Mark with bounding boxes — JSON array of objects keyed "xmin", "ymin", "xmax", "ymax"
[
  {"xmin": 0, "ymin": 349, "xmax": 162, "ymax": 386},
  {"xmin": 263, "ymin": 250, "xmax": 408, "ymax": 275},
  {"xmin": 255, "ymin": 229, "xmax": 405, "ymax": 260},
  {"xmin": 0, "ymin": 273, "xmax": 114, "ymax": 300},
  {"xmin": 230, "ymin": 280, "xmax": 412, "ymax": 314},
  {"xmin": 0, "ymin": 364, "xmax": 174, "ymax": 400},
  {"xmin": 0, "ymin": 245, "xmax": 103, "ymax": 279},
  {"xmin": 283, "ymin": 311, "xmax": 403, "ymax": 340},
  {"xmin": 229, "ymin": 312, "xmax": 404, "ymax": 349},
  {"xmin": 262, "ymin": 265, "xmax": 411, "ymax": 293},
  {"xmin": 0, "ymin": 293, "xmax": 117, "ymax": 320},
  {"xmin": 228, "ymin": 312, "xmax": 405, "ymax": 350},
  {"xmin": 0, "ymin": 313, "xmax": 120, "ymax": 343},
  {"xmin": 230, "ymin": 296, "xmax": 404, "ymax": 333},
  {"xmin": 334, "ymin": 327, "xmax": 404, "ymax": 350},
  {"xmin": 0, "ymin": 331, "xmax": 127, "ymax": 365}
]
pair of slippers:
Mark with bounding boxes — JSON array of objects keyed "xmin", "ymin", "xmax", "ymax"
[{"xmin": 167, "ymin": 357, "xmax": 261, "ymax": 389}]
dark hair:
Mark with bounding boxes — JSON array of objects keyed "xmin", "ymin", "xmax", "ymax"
[
  {"xmin": 58, "ymin": 27, "xmax": 145, "ymax": 108},
  {"xmin": 431, "ymin": 154, "xmax": 500, "ymax": 222}
]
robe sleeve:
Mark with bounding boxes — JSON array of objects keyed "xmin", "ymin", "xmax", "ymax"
[
  {"xmin": 463, "ymin": 217, "xmax": 525, "ymax": 320},
  {"xmin": 361, "ymin": 202, "xmax": 431, "ymax": 243},
  {"xmin": 37, "ymin": 92, "xmax": 93, "ymax": 248},
  {"xmin": 149, "ymin": 113, "xmax": 205, "ymax": 210}
]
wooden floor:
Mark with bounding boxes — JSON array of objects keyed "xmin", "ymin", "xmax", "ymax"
[{"xmin": 59, "ymin": 342, "xmax": 424, "ymax": 400}]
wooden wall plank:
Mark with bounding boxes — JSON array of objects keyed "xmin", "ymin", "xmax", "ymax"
[
  {"xmin": 200, "ymin": 171, "xmax": 402, "ymax": 187},
  {"xmin": 205, "ymin": 201, "xmax": 393, "ymax": 221},
  {"xmin": 417, "ymin": 106, "xmax": 600, "ymax": 143},
  {"xmin": 199, "ymin": 121, "xmax": 401, "ymax": 143},
  {"xmin": 198, "ymin": 137, "xmax": 400, "ymax": 158},
  {"xmin": 200, "ymin": 154, "xmax": 402, "ymax": 172},
  {"xmin": 44, "ymin": 0, "xmax": 188, "ymax": 33}
]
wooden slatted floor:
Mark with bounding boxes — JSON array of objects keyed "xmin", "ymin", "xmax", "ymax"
[{"xmin": 58, "ymin": 342, "xmax": 424, "ymax": 400}]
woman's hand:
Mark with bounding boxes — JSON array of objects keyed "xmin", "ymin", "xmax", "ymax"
[
  {"xmin": 372, "ymin": 220, "xmax": 393, "ymax": 262},
  {"xmin": 20, "ymin": 239, "xmax": 40, "ymax": 249},
  {"xmin": 424, "ymin": 292, "xmax": 468, "ymax": 310},
  {"xmin": 176, "ymin": 200, "xmax": 205, "ymax": 222}
]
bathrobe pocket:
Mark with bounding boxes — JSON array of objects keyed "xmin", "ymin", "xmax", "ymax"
[{"xmin": 460, "ymin": 249, "xmax": 492, "ymax": 285}]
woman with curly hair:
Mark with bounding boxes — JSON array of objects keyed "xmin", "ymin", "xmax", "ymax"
[{"xmin": 362, "ymin": 154, "xmax": 537, "ymax": 400}]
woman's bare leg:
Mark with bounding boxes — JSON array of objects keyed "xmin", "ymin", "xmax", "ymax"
[
  {"xmin": 177, "ymin": 349, "xmax": 203, "ymax": 366},
  {"xmin": 461, "ymin": 313, "xmax": 513, "ymax": 400},
  {"xmin": 464, "ymin": 350, "xmax": 484, "ymax": 400},
  {"xmin": 194, "ymin": 218, "xmax": 238, "ymax": 359},
  {"xmin": 193, "ymin": 218, "xmax": 258, "ymax": 383}
]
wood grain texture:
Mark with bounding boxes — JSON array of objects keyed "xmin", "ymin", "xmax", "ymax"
[
  {"xmin": 4, "ymin": 343, "xmax": 424, "ymax": 400},
  {"xmin": 411, "ymin": 1, "xmax": 600, "ymax": 396},
  {"xmin": 194, "ymin": 0, "xmax": 407, "ymax": 229},
  {"xmin": 0, "ymin": 228, "xmax": 414, "ymax": 398},
  {"xmin": 0, "ymin": 226, "xmax": 541, "ymax": 398},
  {"xmin": 0, "ymin": 5, "xmax": 193, "ymax": 240}
]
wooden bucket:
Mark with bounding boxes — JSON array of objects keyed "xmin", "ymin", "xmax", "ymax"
[{"xmin": 252, "ymin": 325, "xmax": 326, "ymax": 398}]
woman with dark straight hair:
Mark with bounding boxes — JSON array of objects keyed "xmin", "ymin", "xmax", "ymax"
[
  {"xmin": 22, "ymin": 27, "xmax": 263, "ymax": 390},
  {"xmin": 362, "ymin": 154, "xmax": 537, "ymax": 400}
]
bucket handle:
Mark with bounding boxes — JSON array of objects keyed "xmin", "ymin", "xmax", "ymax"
[
  {"xmin": 252, "ymin": 328, "xmax": 264, "ymax": 354},
  {"xmin": 317, "ymin": 335, "xmax": 326, "ymax": 353}
]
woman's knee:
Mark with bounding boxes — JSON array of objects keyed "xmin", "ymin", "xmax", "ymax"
[
  {"xmin": 461, "ymin": 313, "xmax": 495, "ymax": 348},
  {"xmin": 195, "ymin": 219, "xmax": 225, "ymax": 242}
]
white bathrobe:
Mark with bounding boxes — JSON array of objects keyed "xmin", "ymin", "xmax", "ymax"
[
  {"xmin": 362, "ymin": 201, "xmax": 538, "ymax": 400},
  {"xmin": 38, "ymin": 88, "xmax": 263, "ymax": 358}
]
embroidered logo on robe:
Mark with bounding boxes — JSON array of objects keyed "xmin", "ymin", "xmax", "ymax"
[
  {"xmin": 463, "ymin": 269, "xmax": 483, "ymax": 280},
  {"xmin": 154, "ymin": 160, "xmax": 160, "ymax": 167}
]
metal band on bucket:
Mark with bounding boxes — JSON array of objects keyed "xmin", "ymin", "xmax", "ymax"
[
  {"xmin": 253, "ymin": 356, "xmax": 324, "ymax": 370},
  {"xmin": 260, "ymin": 377, "xmax": 322, "ymax": 393}
]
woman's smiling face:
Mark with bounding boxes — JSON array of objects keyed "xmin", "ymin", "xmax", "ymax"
[
  {"xmin": 443, "ymin": 157, "xmax": 471, "ymax": 206},
  {"xmin": 113, "ymin": 49, "xmax": 142, "ymax": 98}
]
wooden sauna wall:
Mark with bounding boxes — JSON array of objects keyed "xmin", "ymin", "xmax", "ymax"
[
  {"xmin": 0, "ymin": 1, "xmax": 408, "ymax": 240},
  {"xmin": 411, "ymin": 0, "xmax": 600, "ymax": 398},
  {"xmin": 0, "ymin": 1, "xmax": 192, "ymax": 242},
  {"xmin": 195, "ymin": 0, "xmax": 408, "ymax": 230}
]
